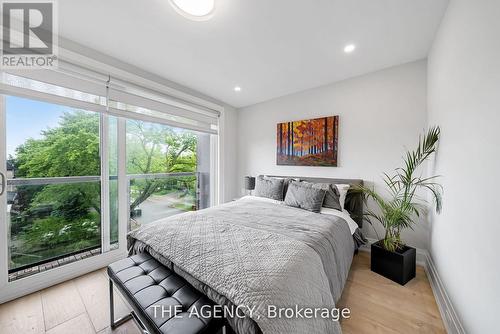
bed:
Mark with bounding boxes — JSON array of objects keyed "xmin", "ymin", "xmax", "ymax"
[{"xmin": 128, "ymin": 177, "xmax": 364, "ymax": 334}]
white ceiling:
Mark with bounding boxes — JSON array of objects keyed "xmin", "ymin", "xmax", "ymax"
[{"xmin": 59, "ymin": 0, "xmax": 449, "ymax": 108}]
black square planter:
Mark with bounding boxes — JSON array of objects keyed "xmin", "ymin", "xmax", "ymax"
[{"xmin": 371, "ymin": 240, "xmax": 416, "ymax": 285}]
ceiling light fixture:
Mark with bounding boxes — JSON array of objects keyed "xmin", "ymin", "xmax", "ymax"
[
  {"xmin": 169, "ymin": 0, "xmax": 215, "ymax": 21},
  {"xmin": 344, "ymin": 44, "xmax": 356, "ymax": 53},
  {"xmin": 234, "ymin": 86, "xmax": 242, "ymax": 92}
]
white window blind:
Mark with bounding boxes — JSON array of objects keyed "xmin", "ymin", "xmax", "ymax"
[{"xmin": 0, "ymin": 65, "xmax": 220, "ymax": 134}]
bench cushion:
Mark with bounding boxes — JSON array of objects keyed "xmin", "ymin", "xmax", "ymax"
[{"xmin": 108, "ymin": 252, "xmax": 223, "ymax": 334}]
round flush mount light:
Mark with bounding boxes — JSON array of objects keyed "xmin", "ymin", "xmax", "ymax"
[
  {"xmin": 344, "ymin": 44, "xmax": 356, "ymax": 53},
  {"xmin": 234, "ymin": 86, "xmax": 242, "ymax": 92},
  {"xmin": 169, "ymin": 0, "xmax": 215, "ymax": 21}
]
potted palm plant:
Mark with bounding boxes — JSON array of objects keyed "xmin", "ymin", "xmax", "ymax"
[{"xmin": 360, "ymin": 126, "xmax": 442, "ymax": 285}]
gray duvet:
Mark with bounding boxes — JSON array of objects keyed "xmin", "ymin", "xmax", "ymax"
[{"xmin": 128, "ymin": 197, "xmax": 355, "ymax": 334}]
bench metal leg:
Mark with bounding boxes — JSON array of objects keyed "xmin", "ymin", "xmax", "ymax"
[{"xmin": 109, "ymin": 278, "xmax": 133, "ymax": 329}]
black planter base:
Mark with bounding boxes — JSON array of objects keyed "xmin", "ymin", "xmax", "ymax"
[{"xmin": 371, "ymin": 240, "xmax": 416, "ymax": 285}]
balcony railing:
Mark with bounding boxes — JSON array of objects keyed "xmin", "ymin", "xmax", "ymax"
[{"xmin": 6, "ymin": 172, "xmax": 200, "ymax": 279}]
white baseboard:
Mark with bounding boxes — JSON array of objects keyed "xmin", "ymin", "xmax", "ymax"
[
  {"xmin": 422, "ymin": 251, "xmax": 466, "ymax": 334},
  {"xmin": 360, "ymin": 239, "xmax": 465, "ymax": 334}
]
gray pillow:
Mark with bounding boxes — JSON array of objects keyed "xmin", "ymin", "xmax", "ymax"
[
  {"xmin": 254, "ymin": 176, "xmax": 285, "ymax": 200},
  {"xmin": 284, "ymin": 181, "xmax": 326, "ymax": 213},
  {"xmin": 307, "ymin": 182, "xmax": 342, "ymax": 211},
  {"xmin": 263, "ymin": 176, "xmax": 300, "ymax": 199}
]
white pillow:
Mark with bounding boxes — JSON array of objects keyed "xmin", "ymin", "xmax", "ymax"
[
  {"xmin": 239, "ymin": 195, "xmax": 283, "ymax": 206},
  {"xmin": 335, "ymin": 184, "xmax": 350, "ymax": 210},
  {"xmin": 320, "ymin": 207, "xmax": 358, "ymax": 235}
]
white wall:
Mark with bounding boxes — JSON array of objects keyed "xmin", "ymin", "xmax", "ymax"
[
  {"xmin": 237, "ymin": 60, "xmax": 430, "ymax": 249},
  {"xmin": 427, "ymin": 1, "xmax": 500, "ymax": 332},
  {"xmin": 220, "ymin": 104, "xmax": 239, "ymax": 202}
]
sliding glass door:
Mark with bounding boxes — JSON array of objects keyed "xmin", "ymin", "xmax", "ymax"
[
  {"xmin": 126, "ymin": 119, "xmax": 213, "ymax": 230},
  {"xmin": 1, "ymin": 95, "xmax": 120, "ymax": 281},
  {"xmin": 0, "ymin": 92, "xmax": 128, "ymax": 302},
  {"xmin": 0, "ymin": 70, "xmax": 219, "ymax": 302}
]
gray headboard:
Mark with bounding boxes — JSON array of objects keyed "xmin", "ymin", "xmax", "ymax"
[{"xmin": 265, "ymin": 175, "xmax": 364, "ymax": 228}]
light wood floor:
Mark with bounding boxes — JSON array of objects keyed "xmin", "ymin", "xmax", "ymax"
[
  {"xmin": 338, "ymin": 251, "xmax": 446, "ymax": 333},
  {"xmin": 0, "ymin": 269, "xmax": 140, "ymax": 334},
  {"xmin": 0, "ymin": 251, "xmax": 445, "ymax": 334}
]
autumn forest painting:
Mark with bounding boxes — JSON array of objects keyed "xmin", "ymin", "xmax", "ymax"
[{"xmin": 277, "ymin": 116, "xmax": 339, "ymax": 166}]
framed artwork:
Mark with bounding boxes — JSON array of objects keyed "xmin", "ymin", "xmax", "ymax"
[{"xmin": 277, "ymin": 116, "xmax": 339, "ymax": 166}]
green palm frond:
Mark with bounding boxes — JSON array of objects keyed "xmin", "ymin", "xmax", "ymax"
[{"xmin": 358, "ymin": 126, "xmax": 443, "ymax": 251}]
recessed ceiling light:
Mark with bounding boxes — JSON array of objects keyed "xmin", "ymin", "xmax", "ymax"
[
  {"xmin": 234, "ymin": 86, "xmax": 242, "ymax": 92},
  {"xmin": 169, "ymin": 0, "xmax": 215, "ymax": 21},
  {"xmin": 344, "ymin": 44, "xmax": 356, "ymax": 53}
]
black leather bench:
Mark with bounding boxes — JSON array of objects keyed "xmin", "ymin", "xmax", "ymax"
[{"xmin": 108, "ymin": 252, "xmax": 225, "ymax": 334}]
